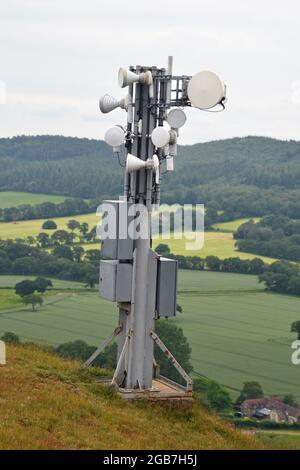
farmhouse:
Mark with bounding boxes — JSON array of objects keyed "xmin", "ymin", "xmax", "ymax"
[{"xmin": 241, "ymin": 398, "xmax": 300, "ymax": 424}]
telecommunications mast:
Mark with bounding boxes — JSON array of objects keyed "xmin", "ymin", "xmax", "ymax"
[{"xmin": 85, "ymin": 57, "xmax": 226, "ymax": 399}]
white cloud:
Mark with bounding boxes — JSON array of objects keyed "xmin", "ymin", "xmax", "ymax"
[{"xmin": 0, "ymin": 0, "xmax": 300, "ymax": 142}]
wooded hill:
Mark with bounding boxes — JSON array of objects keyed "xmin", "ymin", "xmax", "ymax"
[{"xmin": 1, "ymin": 135, "xmax": 300, "ymax": 219}]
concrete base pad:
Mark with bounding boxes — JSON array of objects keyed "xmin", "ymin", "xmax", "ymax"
[{"xmin": 96, "ymin": 376, "xmax": 193, "ymax": 402}]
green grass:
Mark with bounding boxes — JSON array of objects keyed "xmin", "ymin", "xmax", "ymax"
[
  {"xmin": 0, "ymin": 289, "xmax": 21, "ymax": 310},
  {"xmin": 0, "ymin": 211, "xmax": 275, "ymax": 263},
  {"xmin": 153, "ymin": 231, "xmax": 276, "ymax": 263},
  {"xmin": 83, "ymin": 231, "xmax": 276, "ymax": 263},
  {"xmin": 0, "ymin": 191, "xmax": 68, "ymax": 209},
  {"xmin": 0, "ymin": 271, "xmax": 299, "ymax": 400},
  {"xmin": 213, "ymin": 218, "xmax": 261, "ymax": 233},
  {"xmin": 257, "ymin": 430, "xmax": 300, "ymax": 450},
  {"xmin": 0, "ymin": 213, "xmax": 99, "ymax": 240},
  {"xmin": 0, "ymin": 275, "xmax": 86, "ymax": 290}
]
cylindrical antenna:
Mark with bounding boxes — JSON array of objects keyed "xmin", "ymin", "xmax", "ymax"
[{"xmin": 166, "ymin": 56, "xmax": 173, "ymax": 106}]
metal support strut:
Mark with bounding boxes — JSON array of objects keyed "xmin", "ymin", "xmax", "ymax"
[
  {"xmin": 82, "ymin": 326, "xmax": 122, "ymax": 369},
  {"xmin": 150, "ymin": 330, "xmax": 193, "ymax": 392}
]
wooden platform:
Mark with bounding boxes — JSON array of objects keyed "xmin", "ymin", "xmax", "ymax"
[{"xmin": 97, "ymin": 376, "xmax": 193, "ymax": 402}]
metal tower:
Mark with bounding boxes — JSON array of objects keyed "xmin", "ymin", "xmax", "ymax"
[{"xmin": 84, "ymin": 57, "xmax": 226, "ymax": 397}]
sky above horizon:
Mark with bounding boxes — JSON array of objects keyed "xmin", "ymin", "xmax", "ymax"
[{"xmin": 1, "ymin": 0, "xmax": 300, "ymax": 144}]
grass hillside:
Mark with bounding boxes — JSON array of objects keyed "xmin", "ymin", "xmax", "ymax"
[{"xmin": 0, "ymin": 343, "xmax": 266, "ymax": 450}]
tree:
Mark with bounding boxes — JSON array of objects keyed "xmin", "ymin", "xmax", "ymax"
[
  {"xmin": 55, "ymin": 340, "xmax": 117, "ymax": 369},
  {"xmin": 72, "ymin": 246, "xmax": 84, "ymax": 263},
  {"xmin": 1, "ymin": 332, "xmax": 20, "ymax": 344},
  {"xmin": 84, "ymin": 272, "xmax": 98, "ymax": 288},
  {"xmin": 291, "ymin": 321, "xmax": 300, "ymax": 340},
  {"xmin": 79, "ymin": 222, "xmax": 89, "ymax": 236},
  {"xmin": 67, "ymin": 219, "xmax": 80, "ymax": 232},
  {"xmin": 34, "ymin": 277, "xmax": 53, "ymax": 294},
  {"xmin": 22, "ymin": 294, "xmax": 43, "ymax": 311},
  {"xmin": 155, "ymin": 319, "xmax": 193, "ymax": 384},
  {"xmin": 193, "ymin": 377, "xmax": 232, "ymax": 412},
  {"xmin": 236, "ymin": 381, "xmax": 264, "ymax": 404},
  {"xmin": 283, "ymin": 394, "xmax": 298, "ymax": 407},
  {"xmin": 36, "ymin": 232, "xmax": 51, "ymax": 248},
  {"xmin": 15, "ymin": 280, "xmax": 36, "ymax": 297},
  {"xmin": 42, "ymin": 220, "xmax": 57, "ymax": 230},
  {"xmin": 53, "ymin": 245, "xmax": 74, "ymax": 261},
  {"xmin": 85, "ymin": 249, "xmax": 101, "ymax": 263},
  {"xmin": 206, "ymin": 255, "xmax": 221, "ymax": 271},
  {"xmin": 51, "ymin": 230, "xmax": 72, "ymax": 245},
  {"xmin": 155, "ymin": 244, "xmax": 171, "ymax": 255}
]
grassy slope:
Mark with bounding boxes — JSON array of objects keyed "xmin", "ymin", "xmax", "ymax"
[
  {"xmin": 0, "ymin": 343, "xmax": 265, "ymax": 450},
  {"xmin": 0, "ymin": 191, "xmax": 67, "ymax": 208},
  {"xmin": 0, "ymin": 271, "xmax": 299, "ymax": 399}
]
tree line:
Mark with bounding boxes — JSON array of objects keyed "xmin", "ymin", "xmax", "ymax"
[
  {"xmin": 259, "ymin": 260, "xmax": 300, "ymax": 296},
  {"xmin": 156, "ymin": 244, "xmax": 266, "ymax": 275},
  {"xmin": 0, "ymin": 198, "xmax": 99, "ymax": 222},
  {"xmin": 235, "ymin": 215, "xmax": 300, "ymax": 262}
]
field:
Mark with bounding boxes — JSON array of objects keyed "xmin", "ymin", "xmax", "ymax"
[
  {"xmin": 0, "ymin": 290, "xmax": 21, "ymax": 310},
  {"xmin": 0, "ymin": 276, "xmax": 85, "ymax": 290},
  {"xmin": 153, "ymin": 231, "xmax": 276, "ymax": 263},
  {"xmin": 0, "ymin": 213, "xmax": 100, "ymax": 240},
  {"xmin": 0, "ymin": 191, "xmax": 68, "ymax": 209},
  {"xmin": 213, "ymin": 217, "xmax": 261, "ymax": 233},
  {"xmin": 0, "ymin": 208, "xmax": 276, "ymax": 263},
  {"xmin": 1, "ymin": 270, "xmax": 299, "ymax": 400},
  {"xmin": 80, "ymin": 231, "xmax": 276, "ymax": 263}
]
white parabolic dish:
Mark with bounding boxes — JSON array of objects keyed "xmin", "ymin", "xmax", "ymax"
[
  {"xmin": 167, "ymin": 109, "xmax": 187, "ymax": 129},
  {"xmin": 187, "ymin": 71, "xmax": 225, "ymax": 109},
  {"xmin": 151, "ymin": 126, "xmax": 170, "ymax": 148},
  {"xmin": 104, "ymin": 126, "xmax": 124, "ymax": 147}
]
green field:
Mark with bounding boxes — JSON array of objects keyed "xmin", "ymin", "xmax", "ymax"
[
  {"xmin": 83, "ymin": 231, "xmax": 276, "ymax": 263},
  {"xmin": 0, "ymin": 271, "xmax": 299, "ymax": 399},
  {"xmin": 0, "ymin": 208, "xmax": 276, "ymax": 263},
  {"xmin": 0, "ymin": 191, "xmax": 69, "ymax": 209},
  {"xmin": 154, "ymin": 231, "xmax": 276, "ymax": 263},
  {"xmin": 0, "ymin": 290, "xmax": 21, "ymax": 310},
  {"xmin": 213, "ymin": 218, "xmax": 261, "ymax": 233},
  {"xmin": 0, "ymin": 213, "xmax": 100, "ymax": 240},
  {"xmin": 0, "ymin": 275, "xmax": 85, "ymax": 290},
  {"xmin": 257, "ymin": 430, "xmax": 300, "ymax": 450}
]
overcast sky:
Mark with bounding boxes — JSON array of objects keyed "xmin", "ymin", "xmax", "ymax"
[{"xmin": 1, "ymin": 0, "xmax": 300, "ymax": 144}]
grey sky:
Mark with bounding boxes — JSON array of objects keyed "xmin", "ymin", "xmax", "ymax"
[{"xmin": 0, "ymin": 0, "xmax": 300, "ymax": 144}]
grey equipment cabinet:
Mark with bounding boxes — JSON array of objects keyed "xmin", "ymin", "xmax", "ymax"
[
  {"xmin": 100, "ymin": 260, "xmax": 132, "ymax": 302},
  {"xmin": 100, "ymin": 200, "xmax": 134, "ymax": 260},
  {"xmin": 156, "ymin": 257, "xmax": 178, "ymax": 317}
]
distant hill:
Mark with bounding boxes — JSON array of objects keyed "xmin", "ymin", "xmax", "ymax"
[
  {"xmin": 0, "ymin": 343, "xmax": 265, "ymax": 450},
  {"xmin": 0, "ymin": 135, "xmax": 300, "ymax": 217}
]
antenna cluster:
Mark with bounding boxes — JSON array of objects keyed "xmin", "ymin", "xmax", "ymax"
[{"xmin": 99, "ymin": 59, "xmax": 226, "ymax": 184}]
